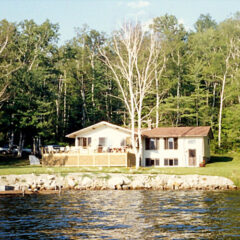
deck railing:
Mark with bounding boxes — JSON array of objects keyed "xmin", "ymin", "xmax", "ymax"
[
  {"xmin": 42, "ymin": 151, "xmax": 136, "ymax": 167},
  {"xmin": 42, "ymin": 146, "xmax": 132, "ymax": 155}
]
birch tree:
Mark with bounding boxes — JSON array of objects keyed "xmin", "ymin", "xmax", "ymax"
[
  {"xmin": 0, "ymin": 20, "xmax": 21, "ymax": 104},
  {"xmin": 217, "ymin": 17, "xmax": 240, "ymax": 147},
  {"xmin": 100, "ymin": 22, "xmax": 159, "ymax": 168}
]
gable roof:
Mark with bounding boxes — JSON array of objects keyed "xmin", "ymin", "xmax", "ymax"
[
  {"xmin": 142, "ymin": 126, "xmax": 213, "ymax": 139},
  {"xmin": 66, "ymin": 121, "xmax": 132, "ymax": 138},
  {"xmin": 66, "ymin": 121, "xmax": 213, "ymax": 139}
]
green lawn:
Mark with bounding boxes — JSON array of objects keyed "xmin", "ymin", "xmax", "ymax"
[{"xmin": 0, "ymin": 153, "xmax": 240, "ymax": 187}]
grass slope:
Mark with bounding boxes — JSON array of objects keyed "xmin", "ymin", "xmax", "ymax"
[{"xmin": 0, "ymin": 153, "xmax": 239, "ymax": 187}]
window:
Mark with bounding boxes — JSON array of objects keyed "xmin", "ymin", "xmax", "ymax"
[
  {"xmin": 88, "ymin": 137, "xmax": 92, "ymax": 146},
  {"xmin": 164, "ymin": 138, "xmax": 178, "ymax": 150},
  {"xmin": 99, "ymin": 137, "xmax": 106, "ymax": 146},
  {"xmin": 78, "ymin": 137, "xmax": 91, "ymax": 147},
  {"xmin": 145, "ymin": 138, "xmax": 160, "ymax": 150},
  {"xmin": 146, "ymin": 158, "xmax": 151, "ymax": 166},
  {"xmin": 164, "ymin": 158, "xmax": 178, "ymax": 166},
  {"xmin": 146, "ymin": 158, "xmax": 160, "ymax": 166},
  {"xmin": 126, "ymin": 137, "xmax": 131, "ymax": 147},
  {"xmin": 174, "ymin": 159, "xmax": 178, "ymax": 165},
  {"xmin": 120, "ymin": 138, "xmax": 126, "ymax": 146}
]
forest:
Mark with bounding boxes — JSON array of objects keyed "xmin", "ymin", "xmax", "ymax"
[{"xmin": 1, "ymin": 13, "xmax": 240, "ymax": 153}]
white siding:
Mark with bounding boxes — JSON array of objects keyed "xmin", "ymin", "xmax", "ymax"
[
  {"xmin": 142, "ymin": 136, "xmax": 207, "ymax": 167},
  {"xmin": 74, "ymin": 125, "xmax": 130, "ymax": 149},
  {"xmin": 203, "ymin": 136, "xmax": 211, "ymax": 161}
]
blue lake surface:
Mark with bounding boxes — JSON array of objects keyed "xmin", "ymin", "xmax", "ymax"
[{"xmin": 0, "ymin": 190, "xmax": 240, "ymax": 239}]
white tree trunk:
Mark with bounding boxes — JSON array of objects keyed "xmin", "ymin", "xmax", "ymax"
[
  {"xmin": 218, "ymin": 52, "xmax": 231, "ymax": 148},
  {"xmin": 218, "ymin": 73, "xmax": 227, "ymax": 148},
  {"xmin": 99, "ymin": 22, "xmax": 159, "ymax": 168},
  {"xmin": 17, "ymin": 131, "xmax": 25, "ymax": 157}
]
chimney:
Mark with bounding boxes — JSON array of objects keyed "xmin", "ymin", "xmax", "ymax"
[{"xmin": 147, "ymin": 119, "xmax": 152, "ymax": 130}]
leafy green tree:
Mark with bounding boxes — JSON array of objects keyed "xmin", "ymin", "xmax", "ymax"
[{"xmin": 194, "ymin": 14, "xmax": 217, "ymax": 32}]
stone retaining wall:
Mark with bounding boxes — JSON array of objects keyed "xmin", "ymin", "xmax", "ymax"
[{"xmin": 0, "ymin": 173, "xmax": 236, "ymax": 192}]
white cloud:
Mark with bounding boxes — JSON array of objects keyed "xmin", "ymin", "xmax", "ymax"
[{"xmin": 127, "ymin": 1, "xmax": 150, "ymax": 9}]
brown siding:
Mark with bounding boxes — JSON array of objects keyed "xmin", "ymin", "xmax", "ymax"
[
  {"xmin": 110, "ymin": 154, "xmax": 126, "ymax": 166},
  {"xmin": 127, "ymin": 152, "xmax": 136, "ymax": 167},
  {"xmin": 64, "ymin": 155, "xmax": 78, "ymax": 166},
  {"xmin": 79, "ymin": 155, "xmax": 93, "ymax": 166},
  {"xmin": 95, "ymin": 155, "xmax": 108, "ymax": 166},
  {"xmin": 42, "ymin": 153, "xmax": 135, "ymax": 167}
]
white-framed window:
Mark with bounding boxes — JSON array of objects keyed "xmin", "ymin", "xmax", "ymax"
[
  {"xmin": 146, "ymin": 158, "xmax": 160, "ymax": 166},
  {"xmin": 99, "ymin": 137, "xmax": 106, "ymax": 146},
  {"xmin": 145, "ymin": 138, "xmax": 160, "ymax": 150},
  {"xmin": 164, "ymin": 138, "xmax": 178, "ymax": 150},
  {"xmin": 78, "ymin": 137, "xmax": 91, "ymax": 148},
  {"xmin": 164, "ymin": 158, "xmax": 178, "ymax": 166}
]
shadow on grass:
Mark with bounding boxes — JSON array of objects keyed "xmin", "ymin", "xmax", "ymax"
[
  {"xmin": 0, "ymin": 154, "xmax": 29, "ymax": 167},
  {"xmin": 208, "ymin": 156, "xmax": 233, "ymax": 164}
]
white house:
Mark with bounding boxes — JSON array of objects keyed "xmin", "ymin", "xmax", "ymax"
[
  {"xmin": 141, "ymin": 126, "xmax": 213, "ymax": 167},
  {"xmin": 65, "ymin": 121, "xmax": 213, "ymax": 167},
  {"xmin": 65, "ymin": 121, "xmax": 132, "ymax": 153}
]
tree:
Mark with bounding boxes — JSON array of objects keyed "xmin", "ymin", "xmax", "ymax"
[
  {"xmin": 1, "ymin": 20, "xmax": 59, "ymax": 156},
  {"xmin": 216, "ymin": 17, "xmax": 240, "ymax": 148},
  {"xmin": 0, "ymin": 20, "xmax": 22, "ymax": 104},
  {"xmin": 150, "ymin": 14, "xmax": 188, "ymax": 126},
  {"xmin": 100, "ymin": 22, "xmax": 159, "ymax": 168},
  {"xmin": 194, "ymin": 14, "xmax": 217, "ymax": 32}
]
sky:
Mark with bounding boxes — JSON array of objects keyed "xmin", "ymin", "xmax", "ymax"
[{"xmin": 1, "ymin": 0, "xmax": 240, "ymax": 45}]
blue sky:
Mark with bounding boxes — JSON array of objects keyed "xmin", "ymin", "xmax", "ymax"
[{"xmin": 1, "ymin": 0, "xmax": 240, "ymax": 45}]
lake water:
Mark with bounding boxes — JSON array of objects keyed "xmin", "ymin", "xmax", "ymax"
[{"xmin": 0, "ymin": 190, "xmax": 240, "ymax": 239}]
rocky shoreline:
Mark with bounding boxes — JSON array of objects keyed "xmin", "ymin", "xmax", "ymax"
[{"xmin": 0, "ymin": 173, "xmax": 237, "ymax": 194}]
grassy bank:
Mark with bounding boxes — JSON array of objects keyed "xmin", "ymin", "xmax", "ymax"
[{"xmin": 0, "ymin": 153, "xmax": 240, "ymax": 187}]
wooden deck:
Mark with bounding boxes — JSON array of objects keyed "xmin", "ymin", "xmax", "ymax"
[{"xmin": 42, "ymin": 152, "xmax": 136, "ymax": 167}]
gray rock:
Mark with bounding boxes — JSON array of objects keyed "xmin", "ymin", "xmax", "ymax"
[
  {"xmin": 29, "ymin": 155, "xmax": 40, "ymax": 165},
  {"xmin": 81, "ymin": 177, "xmax": 93, "ymax": 188}
]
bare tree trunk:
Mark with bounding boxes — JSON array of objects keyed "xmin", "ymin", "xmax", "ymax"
[
  {"xmin": 80, "ymin": 77, "xmax": 87, "ymax": 126},
  {"xmin": 33, "ymin": 138, "xmax": 36, "ymax": 155},
  {"xmin": 218, "ymin": 73, "xmax": 227, "ymax": 148},
  {"xmin": 218, "ymin": 55, "xmax": 230, "ymax": 148},
  {"xmin": 99, "ymin": 22, "xmax": 159, "ymax": 168},
  {"xmin": 155, "ymin": 56, "xmax": 166, "ymax": 127},
  {"xmin": 155, "ymin": 67, "xmax": 159, "ymax": 128},
  {"xmin": 90, "ymin": 53, "xmax": 95, "ymax": 109},
  {"xmin": 63, "ymin": 71, "xmax": 67, "ymax": 134},
  {"xmin": 9, "ymin": 131, "xmax": 14, "ymax": 151},
  {"xmin": 171, "ymin": 50, "xmax": 181, "ymax": 126},
  {"xmin": 80, "ymin": 39, "xmax": 89, "ymax": 126},
  {"xmin": 17, "ymin": 131, "xmax": 25, "ymax": 157},
  {"xmin": 176, "ymin": 51, "xmax": 181, "ymax": 126}
]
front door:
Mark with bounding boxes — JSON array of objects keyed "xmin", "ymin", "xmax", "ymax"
[{"xmin": 189, "ymin": 149, "xmax": 196, "ymax": 166}]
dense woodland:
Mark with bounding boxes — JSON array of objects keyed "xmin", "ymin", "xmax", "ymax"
[{"xmin": 1, "ymin": 13, "xmax": 240, "ymax": 153}]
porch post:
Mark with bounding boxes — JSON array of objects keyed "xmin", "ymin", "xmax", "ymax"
[
  {"xmin": 108, "ymin": 153, "xmax": 110, "ymax": 167},
  {"xmin": 93, "ymin": 153, "xmax": 96, "ymax": 166}
]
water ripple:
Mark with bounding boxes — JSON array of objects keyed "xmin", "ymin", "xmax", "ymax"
[{"xmin": 0, "ymin": 190, "xmax": 240, "ymax": 239}]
